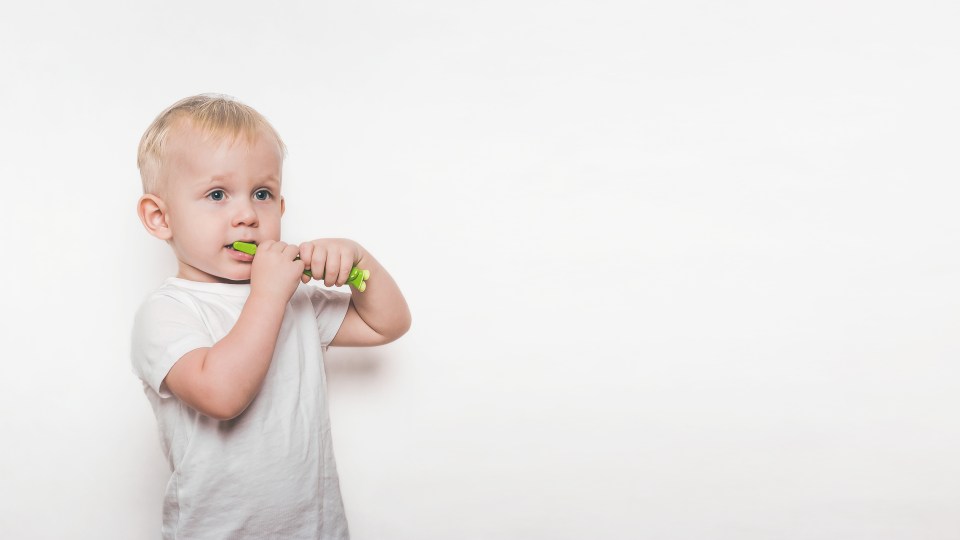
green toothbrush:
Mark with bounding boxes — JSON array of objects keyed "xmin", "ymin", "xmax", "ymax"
[{"xmin": 232, "ymin": 241, "xmax": 370, "ymax": 292}]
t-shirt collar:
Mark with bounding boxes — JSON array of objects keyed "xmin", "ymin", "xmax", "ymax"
[{"xmin": 163, "ymin": 276, "xmax": 253, "ymax": 297}]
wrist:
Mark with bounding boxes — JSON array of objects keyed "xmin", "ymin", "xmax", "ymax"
[
  {"xmin": 356, "ymin": 244, "xmax": 370, "ymax": 268},
  {"xmin": 246, "ymin": 290, "xmax": 289, "ymax": 314}
]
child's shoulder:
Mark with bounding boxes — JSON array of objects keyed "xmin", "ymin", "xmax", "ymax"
[{"xmin": 133, "ymin": 278, "xmax": 211, "ymax": 321}]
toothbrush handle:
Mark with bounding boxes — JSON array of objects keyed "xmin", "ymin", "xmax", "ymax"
[
  {"xmin": 231, "ymin": 241, "xmax": 369, "ymax": 292},
  {"xmin": 298, "ymin": 259, "xmax": 370, "ymax": 292}
]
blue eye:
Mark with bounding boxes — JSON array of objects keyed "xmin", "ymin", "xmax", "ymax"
[
  {"xmin": 208, "ymin": 190, "xmax": 225, "ymax": 201},
  {"xmin": 255, "ymin": 190, "xmax": 272, "ymax": 201}
]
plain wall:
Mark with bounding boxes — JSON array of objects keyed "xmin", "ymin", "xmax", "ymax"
[{"xmin": 1, "ymin": 1, "xmax": 958, "ymax": 538}]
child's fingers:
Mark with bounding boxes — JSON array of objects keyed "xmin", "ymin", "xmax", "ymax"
[
  {"xmin": 282, "ymin": 244, "xmax": 304, "ymax": 277},
  {"xmin": 263, "ymin": 240, "xmax": 288, "ymax": 254},
  {"xmin": 258, "ymin": 239, "xmax": 278, "ymax": 252},
  {"xmin": 310, "ymin": 247, "xmax": 328, "ymax": 283},
  {"xmin": 324, "ymin": 250, "xmax": 341, "ymax": 287},
  {"xmin": 298, "ymin": 242, "xmax": 314, "ymax": 270},
  {"xmin": 337, "ymin": 254, "xmax": 353, "ymax": 287},
  {"xmin": 282, "ymin": 243, "xmax": 300, "ymax": 260}
]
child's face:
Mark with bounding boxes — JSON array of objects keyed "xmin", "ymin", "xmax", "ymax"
[{"xmin": 161, "ymin": 122, "xmax": 285, "ymax": 283}]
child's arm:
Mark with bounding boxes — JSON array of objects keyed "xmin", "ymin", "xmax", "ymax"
[
  {"xmin": 329, "ymin": 246, "xmax": 411, "ymax": 346},
  {"xmin": 297, "ymin": 239, "xmax": 411, "ymax": 346},
  {"xmin": 163, "ymin": 241, "xmax": 305, "ymax": 420}
]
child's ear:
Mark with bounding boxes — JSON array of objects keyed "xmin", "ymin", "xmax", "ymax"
[
  {"xmin": 280, "ymin": 196, "xmax": 285, "ymax": 217},
  {"xmin": 137, "ymin": 194, "xmax": 173, "ymax": 241}
]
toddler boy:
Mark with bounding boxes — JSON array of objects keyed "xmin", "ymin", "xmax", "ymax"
[{"xmin": 130, "ymin": 94, "xmax": 411, "ymax": 539}]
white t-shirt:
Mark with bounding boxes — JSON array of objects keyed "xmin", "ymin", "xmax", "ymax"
[{"xmin": 130, "ymin": 276, "xmax": 352, "ymax": 539}]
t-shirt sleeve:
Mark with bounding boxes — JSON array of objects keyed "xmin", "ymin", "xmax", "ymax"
[
  {"xmin": 307, "ymin": 285, "xmax": 352, "ymax": 350},
  {"xmin": 130, "ymin": 294, "xmax": 215, "ymax": 398}
]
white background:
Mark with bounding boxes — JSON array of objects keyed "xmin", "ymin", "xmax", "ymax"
[{"xmin": 1, "ymin": 1, "xmax": 958, "ymax": 538}]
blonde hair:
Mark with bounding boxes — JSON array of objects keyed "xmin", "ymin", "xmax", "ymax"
[{"xmin": 137, "ymin": 93, "xmax": 287, "ymax": 196}]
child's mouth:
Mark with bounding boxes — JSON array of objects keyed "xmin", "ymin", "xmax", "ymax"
[
  {"xmin": 226, "ymin": 241, "xmax": 257, "ymax": 261},
  {"xmin": 225, "ymin": 240, "xmax": 257, "ymax": 251},
  {"xmin": 226, "ymin": 242, "xmax": 255, "ymax": 262}
]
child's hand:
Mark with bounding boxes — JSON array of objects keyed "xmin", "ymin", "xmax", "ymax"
[
  {"xmin": 298, "ymin": 238, "xmax": 363, "ymax": 287},
  {"xmin": 249, "ymin": 240, "xmax": 305, "ymax": 303}
]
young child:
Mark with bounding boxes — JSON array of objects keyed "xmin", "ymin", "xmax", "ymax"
[{"xmin": 130, "ymin": 94, "xmax": 411, "ymax": 539}]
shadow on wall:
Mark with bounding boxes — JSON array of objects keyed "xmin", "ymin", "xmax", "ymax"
[{"xmin": 324, "ymin": 346, "xmax": 389, "ymax": 378}]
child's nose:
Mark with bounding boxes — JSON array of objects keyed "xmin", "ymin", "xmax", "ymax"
[{"xmin": 231, "ymin": 201, "xmax": 258, "ymax": 227}]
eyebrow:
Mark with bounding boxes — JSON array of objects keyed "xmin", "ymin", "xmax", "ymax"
[
  {"xmin": 260, "ymin": 175, "xmax": 280, "ymax": 186},
  {"xmin": 203, "ymin": 175, "xmax": 280, "ymax": 186}
]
